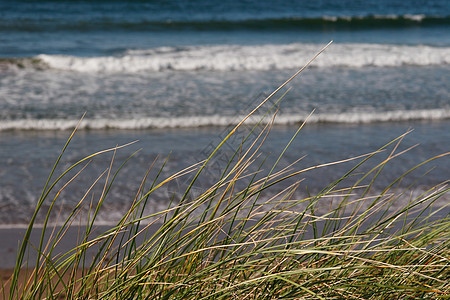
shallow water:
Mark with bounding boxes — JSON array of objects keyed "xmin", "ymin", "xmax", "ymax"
[
  {"xmin": 1, "ymin": 119, "xmax": 448, "ymax": 225},
  {"xmin": 0, "ymin": 0, "xmax": 449, "ymax": 225}
]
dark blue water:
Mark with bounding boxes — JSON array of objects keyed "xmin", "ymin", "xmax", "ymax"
[
  {"xmin": 0, "ymin": 0, "xmax": 449, "ymax": 225},
  {"xmin": 1, "ymin": 0, "xmax": 449, "ymax": 57}
]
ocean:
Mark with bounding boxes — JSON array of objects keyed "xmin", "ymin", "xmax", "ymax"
[{"xmin": 0, "ymin": 0, "xmax": 449, "ymax": 226}]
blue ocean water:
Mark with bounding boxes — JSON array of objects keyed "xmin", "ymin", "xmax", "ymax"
[{"xmin": 0, "ymin": 0, "xmax": 449, "ymax": 225}]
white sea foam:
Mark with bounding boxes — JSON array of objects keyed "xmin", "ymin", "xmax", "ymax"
[
  {"xmin": 1, "ymin": 109, "xmax": 449, "ymax": 131},
  {"xmin": 323, "ymin": 14, "xmax": 428, "ymax": 22},
  {"xmin": 36, "ymin": 43, "xmax": 450, "ymax": 73},
  {"xmin": 403, "ymin": 14, "xmax": 426, "ymax": 21},
  {"xmin": 371, "ymin": 14, "xmax": 427, "ymax": 21}
]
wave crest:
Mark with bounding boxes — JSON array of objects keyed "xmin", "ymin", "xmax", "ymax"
[
  {"xmin": 2, "ymin": 15, "xmax": 449, "ymax": 32},
  {"xmin": 1, "ymin": 109, "xmax": 449, "ymax": 131},
  {"xmin": 28, "ymin": 43, "xmax": 450, "ymax": 73}
]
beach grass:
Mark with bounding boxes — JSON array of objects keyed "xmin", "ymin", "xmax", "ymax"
[{"xmin": 2, "ymin": 43, "xmax": 449, "ymax": 299}]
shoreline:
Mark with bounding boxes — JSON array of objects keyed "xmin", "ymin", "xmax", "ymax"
[
  {"xmin": 0, "ymin": 223, "xmax": 165, "ymax": 270},
  {"xmin": 2, "ymin": 200, "xmax": 448, "ymax": 270},
  {"xmin": 0, "ymin": 225, "xmax": 115, "ymax": 270}
]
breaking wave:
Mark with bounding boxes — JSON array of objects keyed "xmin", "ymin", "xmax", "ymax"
[
  {"xmin": 1, "ymin": 109, "xmax": 449, "ymax": 131},
  {"xmin": 27, "ymin": 43, "xmax": 450, "ymax": 73},
  {"xmin": 2, "ymin": 43, "xmax": 449, "ymax": 73}
]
